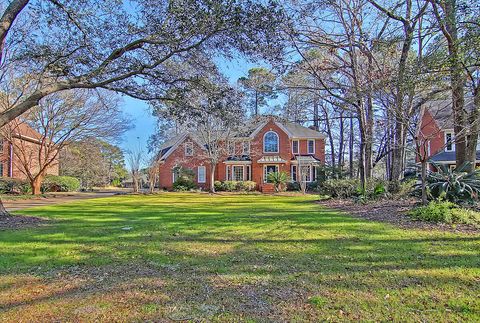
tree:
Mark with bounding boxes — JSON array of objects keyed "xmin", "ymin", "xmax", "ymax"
[
  {"xmin": 238, "ymin": 67, "xmax": 277, "ymax": 116},
  {"xmin": 147, "ymin": 158, "xmax": 160, "ymax": 193},
  {"xmin": 428, "ymin": 0, "xmax": 480, "ymax": 171},
  {"xmin": 153, "ymin": 73, "xmax": 245, "ymax": 192},
  {"xmin": 128, "ymin": 145, "xmax": 144, "ymax": 194},
  {"xmin": 1, "ymin": 89, "xmax": 129, "ymax": 194},
  {"xmin": 60, "ymin": 139, "xmax": 128, "ymax": 189},
  {"xmin": 0, "ymin": 0, "xmax": 285, "ymax": 127}
]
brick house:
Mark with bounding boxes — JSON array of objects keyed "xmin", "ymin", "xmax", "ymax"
[
  {"xmin": 416, "ymin": 98, "xmax": 476, "ymax": 170},
  {"xmin": 158, "ymin": 117, "xmax": 325, "ymax": 192},
  {"xmin": 0, "ymin": 123, "xmax": 59, "ymax": 180}
]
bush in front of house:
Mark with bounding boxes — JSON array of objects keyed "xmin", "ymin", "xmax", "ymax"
[
  {"xmin": 172, "ymin": 177, "xmax": 197, "ymax": 191},
  {"xmin": 320, "ymin": 178, "xmax": 359, "ymax": 198},
  {"xmin": 320, "ymin": 178, "xmax": 400, "ymax": 200},
  {"xmin": 422, "ymin": 162, "xmax": 480, "ymax": 204},
  {"xmin": 41, "ymin": 175, "xmax": 81, "ymax": 192},
  {"xmin": 172, "ymin": 167, "xmax": 197, "ymax": 191},
  {"xmin": 409, "ymin": 200, "xmax": 480, "ymax": 226},
  {"xmin": 287, "ymin": 181, "xmax": 300, "ymax": 191},
  {"xmin": 213, "ymin": 180, "xmax": 257, "ymax": 192},
  {"xmin": 267, "ymin": 171, "xmax": 288, "ymax": 192},
  {"xmin": 0, "ymin": 178, "xmax": 30, "ymax": 194}
]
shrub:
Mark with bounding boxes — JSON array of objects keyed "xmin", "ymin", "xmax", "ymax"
[
  {"xmin": 0, "ymin": 178, "xmax": 30, "ymax": 194},
  {"xmin": 42, "ymin": 175, "xmax": 80, "ymax": 192},
  {"xmin": 320, "ymin": 179, "xmax": 359, "ymax": 198},
  {"xmin": 307, "ymin": 180, "xmax": 321, "ymax": 192},
  {"xmin": 423, "ymin": 162, "xmax": 480, "ymax": 204},
  {"xmin": 172, "ymin": 167, "xmax": 197, "ymax": 191},
  {"xmin": 214, "ymin": 181, "xmax": 225, "ymax": 192},
  {"xmin": 409, "ymin": 200, "xmax": 480, "ymax": 226},
  {"xmin": 287, "ymin": 181, "xmax": 300, "ymax": 191},
  {"xmin": 237, "ymin": 181, "xmax": 256, "ymax": 192},
  {"xmin": 267, "ymin": 171, "xmax": 288, "ymax": 192},
  {"xmin": 172, "ymin": 177, "xmax": 197, "ymax": 191},
  {"xmin": 223, "ymin": 181, "xmax": 238, "ymax": 192}
]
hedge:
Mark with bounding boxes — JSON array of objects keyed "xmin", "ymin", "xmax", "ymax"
[{"xmin": 41, "ymin": 175, "xmax": 81, "ymax": 193}]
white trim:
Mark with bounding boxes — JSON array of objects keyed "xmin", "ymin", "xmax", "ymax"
[
  {"xmin": 291, "ymin": 164, "xmax": 297, "ymax": 181},
  {"xmin": 223, "ymin": 160, "xmax": 252, "ymax": 165},
  {"xmin": 249, "ymin": 121, "xmax": 269, "ymax": 139},
  {"xmin": 197, "ymin": 166, "xmax": 206, "ymax": 183},
  {"xmin": 307, "ymin": 139, "xmax": 315, "ymax": 154},
  {"xmin": 292, "ymin": 139, "xmax": 299, "ymax": 154},
  {"xmin": 263, "ymin": 131, "xmax": 279, "ymax": 153}
]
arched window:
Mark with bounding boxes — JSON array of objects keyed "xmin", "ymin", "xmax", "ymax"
[{"xmin": 263, "ymin": 131, "xmax": 279, "ymax": 153}]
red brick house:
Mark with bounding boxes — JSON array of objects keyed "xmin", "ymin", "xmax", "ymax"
[
  {"xmin": 0, "ymin": 123, "xmax": 59, "ymax": 180},
  {"xmin": 416, "ymin": 98, "xmax": 476, "ymax": 170},
  {"xmin": 158, "ymin": 117, "xmax": 326, "ymax": 192}
]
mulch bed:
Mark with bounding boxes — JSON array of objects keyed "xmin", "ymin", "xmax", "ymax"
[
  {"xmin": 318, "ymin": 199, "xmax": 480, "ymax": 235},
  {"xmin": 0, "ymin": 214, "xmax": 46, "ymax": 230}
]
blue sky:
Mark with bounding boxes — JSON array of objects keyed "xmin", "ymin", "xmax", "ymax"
[{"xmin": 119, "ymin": 56, "xmax": 258, "ymax": 162}]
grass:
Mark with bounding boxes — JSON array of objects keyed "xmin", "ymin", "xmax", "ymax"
[{"xmin": 0, "ymin": 193, "xmax": 478, "ymax": 321}]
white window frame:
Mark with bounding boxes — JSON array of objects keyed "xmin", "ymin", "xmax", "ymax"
[
  {"xmin": 292, "ymin": 140, "xmax": 299, "ymax": 154},
  {"xmin": 263, "ymin": 164, "xmax": 279, "ymax": 183},
  {"xmin": 197, "ymin": 166, "xmax": 206, "ymax": 183},
  {"xmin": 185, "ymin": 142, "xmax": 193, "ymax": 156},
  {"xmin": 445, "ymin": 132, "xmax": 454, "ymax": 152},
  {"xmin": 263, "ymin": 131, "xmax": 279, "ymax": 153},
  {"xmin": 172, "ymin": 167, "xmax": 180, "ymax": 183},
  {"xmin": 246, "ymin": 165, "xmax": 251, "ymax": 181},
  {"xmin": 291, "ymin": 164, "xmax": 297, "ymax": 182},
  {"xmin": 242, "ymin": 141, "xmax": 250, "ymax": 155},
  {"xmin": 232, "ymin": 165, "xmax": 244, "ymax": 181},
  {"xmin": 226, "ymin": 165, "xmax": 231, "ymax": 180},
  {"xmin": 307, "ymin": 139, "xmax": 315, "ymax": 154}
]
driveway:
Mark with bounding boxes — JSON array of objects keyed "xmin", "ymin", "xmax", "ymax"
[{"xmin": 3, "ymin": 190, "xmax": 126, "ymax": 212}]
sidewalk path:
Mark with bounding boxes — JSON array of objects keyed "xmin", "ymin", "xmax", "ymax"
[{"xmin": 3, "ymin": 191, "xmax": 125, "ymax": 212}]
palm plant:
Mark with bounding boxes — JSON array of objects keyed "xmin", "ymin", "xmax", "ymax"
[
  {"xmin": 426, "ymin": 162, "xmax": 480, "ymax": 204},
  {"xmin": 267, "ymin": 171, "xmax": 288, "ymax": 192}
]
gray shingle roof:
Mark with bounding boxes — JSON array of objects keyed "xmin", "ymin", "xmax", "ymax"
[
  {"xmin": 430, "ymin": 150, "xmax": 480, "ymax": 163},
  {"xmin": 281, "ymin": 120, "xmax": 325, "ymax": 139}
]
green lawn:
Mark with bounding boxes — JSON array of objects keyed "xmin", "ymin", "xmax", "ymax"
[{"xmin": 0, "ymin": 193, "xmax": 479, "ymax": 321}]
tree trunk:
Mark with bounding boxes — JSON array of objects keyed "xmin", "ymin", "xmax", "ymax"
[
  {"xmin": 421, "ymin": 159, "xmax": 428, "ymax": 205},
  {"xmin": 338, "ymin": 111, "xmax": 345, "ymax": 176},
  {"xmin": 465, "ymin": 88, "xmax": 480, "ymax": 171},
  {"xmin": 0, "ymin": 198, "xmax": 9, "ymax": 216},
  {"xmin": 31, "ymin": 176, "xmax": 43, "ymax": 195},
  {"xmin": 349, "ymin": 114, "xmax": 354, "ymax": 178},
  {"xmin": 313, "ymin": 96, "xmax": 320, "ymax": 131},
  {"xmin": 209, "ymin": 164, "xmax": 216, "ymax": 193}
]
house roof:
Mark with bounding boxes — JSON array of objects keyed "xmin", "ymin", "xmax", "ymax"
[
  {"xmin": 424, "ymin": 97, "xmax": 475, "ymax": 129},
  {"xmin": 429, "ymin": 150, "xmax": 480, "ymax": 163},
  {"xmin": 280, "ymin": 121, "xmax": 325, "ymax": 139},
  {"xmin": 292, "ymin": 155, "xmax": 323, "ymax": 164}
]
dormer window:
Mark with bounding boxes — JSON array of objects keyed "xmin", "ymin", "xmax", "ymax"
[
  {"xmin": 445, "ymin": 132, "xmax": 454, "ymax": 152},
  {"xmin": 307, "ymin": 139, "xmax": 315, "ymax": 154},
  {"xmin": 264, "ymin": 131, "xmax": 279, "ymax": 153},
  {"xmin": 185, "ymin": 142, "xmax": 193, "ymax": 156}
]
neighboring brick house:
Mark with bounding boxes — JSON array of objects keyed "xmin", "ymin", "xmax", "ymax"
[
  {"xmin": 158, "ymin": 117, "xmax": 325, "ymax": 192},
  {"xmin": 416, "ymin": 98, "xmax": 476, "ymax": 170},
  {"xmin": 0, "ymin": 123, "xmax": 59, "ymax": 180}
]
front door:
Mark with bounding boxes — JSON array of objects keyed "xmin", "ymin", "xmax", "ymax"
[{"xmin": 264, "ymin": 165, "xmax": 279, "ymax": 183}]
